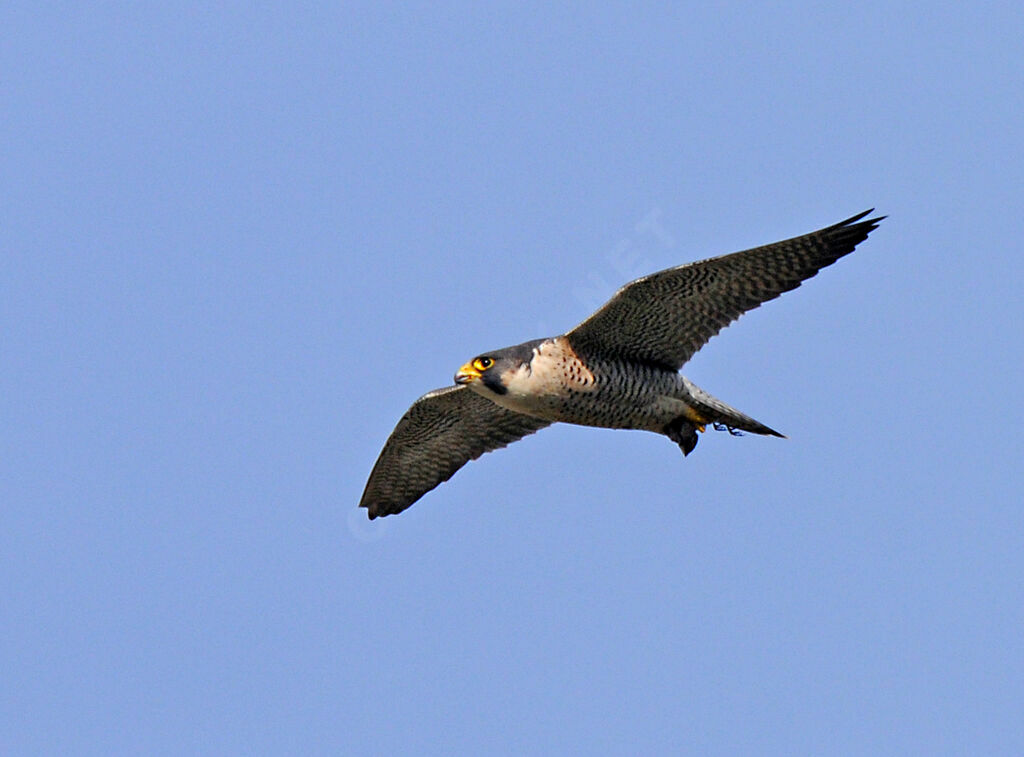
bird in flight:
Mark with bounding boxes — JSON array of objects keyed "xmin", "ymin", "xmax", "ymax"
[{"xmin": 360, "ymin": 210, "xmax": 884, "ymax": 518}]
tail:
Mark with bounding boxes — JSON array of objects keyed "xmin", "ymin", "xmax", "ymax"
[{"xmin": 680, "ymin": 377, "xmax": 786, "ymax": 438}]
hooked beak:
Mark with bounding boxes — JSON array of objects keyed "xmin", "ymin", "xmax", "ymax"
[{"xmin": 454, "ymin": 362, "xmax": 481, "ymax": 385}]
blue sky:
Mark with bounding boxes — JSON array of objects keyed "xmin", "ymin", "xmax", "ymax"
[{"xmin": 3, "ymin": 3, "xmax": 1022, "ymax": 754}]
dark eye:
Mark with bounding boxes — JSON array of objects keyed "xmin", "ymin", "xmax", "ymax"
[{"xmin": 473, "ymin": 357, "xmax": 494, "ymax": 371}]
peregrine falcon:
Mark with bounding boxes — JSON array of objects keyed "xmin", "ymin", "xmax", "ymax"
[{"xmin": 360, "ymin": 210, "xmax": 884, "ymax": 518}]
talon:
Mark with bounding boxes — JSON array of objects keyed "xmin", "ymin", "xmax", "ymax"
[{"xmin": 712, "ymin": 421, "xmax": 744, "ymax": 436}]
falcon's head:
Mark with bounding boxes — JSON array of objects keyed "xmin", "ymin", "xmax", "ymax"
[{"xmin": 454, "ymin": 339, "xmax": 544, "ymax": 396}]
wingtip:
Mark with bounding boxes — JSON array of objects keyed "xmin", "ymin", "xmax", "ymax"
[{"xmin": 838, "ymin": 208, "xmax": 886, "ymax": 228}]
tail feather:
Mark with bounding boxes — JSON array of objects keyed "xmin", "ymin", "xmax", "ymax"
[{"xmin": 681, "ymin": 377, "xmax": 785, "ymax": 438}]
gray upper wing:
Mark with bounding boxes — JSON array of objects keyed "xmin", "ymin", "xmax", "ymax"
[
  {"xmin": 566, "ymin": 211, "xmax": 884, "ymax": 370},
  {"xmin": 359, "ymin": 385, "xmax": 551, "ymax": 519}
]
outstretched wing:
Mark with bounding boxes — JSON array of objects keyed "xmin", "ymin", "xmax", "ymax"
[
  {"xmin": 359, "ymin": 385, "xmax": 551, "ymax": 519},
  {"xmin": 566, "ymin": 210, "xmax": 884, "ymax": 370}
]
